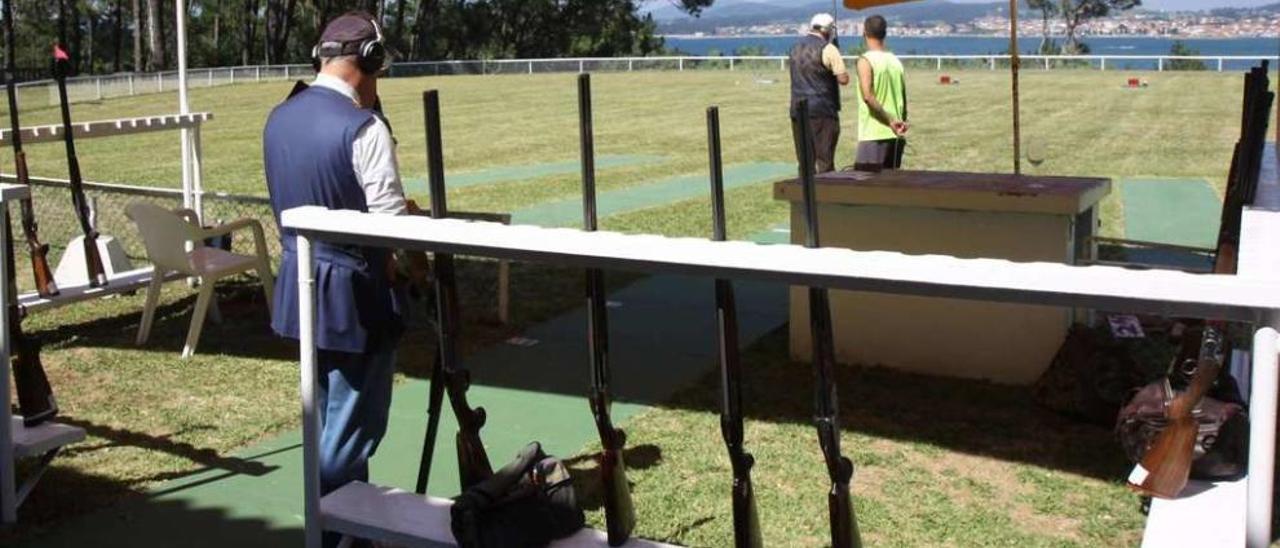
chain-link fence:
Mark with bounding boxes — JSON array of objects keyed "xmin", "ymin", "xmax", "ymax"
[{"xmin": 0, "ymin": 175, "xmax": 279, "ymax": 270}]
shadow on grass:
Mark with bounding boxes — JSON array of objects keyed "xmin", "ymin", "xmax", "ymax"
[
  {"xmin": 57, "ymin": 417, "xmax": 279, "ymax": 480},
  {"xmin": 0, "ymin": 466, "xmax": 301, "ymax": 548}
]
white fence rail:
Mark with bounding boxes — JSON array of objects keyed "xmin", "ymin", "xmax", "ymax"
[{"xmin": 6, "ymin": 54, "xmax": 1277, "ymax": 108}]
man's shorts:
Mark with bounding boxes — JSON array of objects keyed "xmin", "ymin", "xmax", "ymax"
[{"xmin": 854, "ymin": 138, "xmax": 907, "ymax": 172}]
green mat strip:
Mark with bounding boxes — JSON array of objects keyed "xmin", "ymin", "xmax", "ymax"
[
  {"xmin": 1120, "ymin": 178, "xmax": 1221, "ymax": 249},
  {"xmin": 513, "ymin": 162, "xmax": 794, "ymax": 227},
  {"xmin": 403, "ymin": 154, "xmax": 667, "ymax": 194}
]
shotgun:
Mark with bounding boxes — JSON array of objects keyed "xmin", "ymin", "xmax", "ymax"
[
  {"xmin": 4, "ymin": 0, "xmax": 56, "ymax": 298},
  {"xmin": 796, "ymin": 100, "xmax": 862, "ymax": 548},
  {"xmin": 707, "ymin": 106, "xmax": 763, "ymax": 548},
  {"xmin": 52, "ymin": 44, "xmax": 106, "ymax": 288},
  {"xmin": 419, "ymin": 90, "xmax": 493, "ymax": 491},
  {"xmin": 1128, "ymin": 68, "xmax": 1273, "ymax": 499},
  {"xmin": 4, "ymin": 211, "xmax": 56, "ymax": 427},
  {"xmin": 578, "ymin": 73, "xmax": 636, "ymax": 546}
]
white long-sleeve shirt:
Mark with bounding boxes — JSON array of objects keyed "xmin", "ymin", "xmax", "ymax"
[{"xmin": 312, "ymin": 73, "xmax": 408, "ymax": 215}]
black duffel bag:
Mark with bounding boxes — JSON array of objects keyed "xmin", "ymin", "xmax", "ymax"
[{"xmin": 451, "ymin": 442, "xmax": 585, "ymax": 548}]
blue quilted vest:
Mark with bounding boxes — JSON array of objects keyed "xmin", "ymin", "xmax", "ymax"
[{"xmin": 263, "ymin": 85, "xmax": 403, "ymax": 354}]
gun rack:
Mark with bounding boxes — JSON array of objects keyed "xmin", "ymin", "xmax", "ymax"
[
  {"xmin": 0, "ymin": 113, "xmax": 213, "ymax": 146},
  {"xmin": 0, "ymin": 184, "xmax": 86, "ymax": 524}
]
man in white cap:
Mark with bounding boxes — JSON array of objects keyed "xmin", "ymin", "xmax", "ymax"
[{"xmin": 789, "ymin": 12, "xmax": 850, "ymax": 173}]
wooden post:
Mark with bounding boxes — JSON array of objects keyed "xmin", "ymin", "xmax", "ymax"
[{"xmin": 1010, "ymin": 0, "xmax": 1022, "ymax": 176}]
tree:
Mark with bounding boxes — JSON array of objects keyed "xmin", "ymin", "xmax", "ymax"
[
  {"xmin": 131, "ymin": 0, "xmax": 141, "ymax": 70},
  {"xmin": 1167, "ymin": 41, "xmax": 1206, "ymax": 71},
  {"xmin": 144, "ymin": 0, "xmax": 163, "ymax": 69},
  {"xmin": 1028, "ymin": 0, "xmax": 1059, "ymax": 54},
  {"xmin": 1057, "ymin": 0, "xmax": 1140, "ymax": 55},
  {"xmin": 241, "ymin": 0, "xmax": 259, "ymax": 65}
]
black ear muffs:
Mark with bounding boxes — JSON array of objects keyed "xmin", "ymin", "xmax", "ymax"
[{"xmin": 312, "ymin": 17, "xmax": 388, "ymax": 75}]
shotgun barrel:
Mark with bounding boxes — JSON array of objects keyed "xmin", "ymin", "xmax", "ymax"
[
  {"xmin": 579, "ymin": 73, "xmax": 636, "ymax": 546},
  {"xmin": 3, "ymin": 0, "xmax": 56, "ymax": 298},
  {"xmin": 707, "ymin": 106, "xmax": 763, "ymax": 548},
  {"xmin": 796, "ymin": 100, "xmax": 862, "ymax": 548},
  {"xmin": 420, "ymin": 90, "xmax": 494, "ymax": 490},
  {"xmin": 52, "ymin": 43, "xmax": 107, "ymax": 288}
]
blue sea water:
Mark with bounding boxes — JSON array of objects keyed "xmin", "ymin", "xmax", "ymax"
[{"xmin": 665, "ymin": 35, "xmax": 1278, "ymax": 60}]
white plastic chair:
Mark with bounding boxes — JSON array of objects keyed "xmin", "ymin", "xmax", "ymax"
[{"xmin": 125, "ymin": 202, "xmax": 275, "ymax": 358}]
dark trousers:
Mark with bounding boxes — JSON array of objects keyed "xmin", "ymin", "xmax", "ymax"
[
  {"xmin": 854, "ymin": 138, "xmax": 907, "ymax": 172},
  {"xmin": 792, "ymin": 116, "xmax": 840, "ymax": 174}
]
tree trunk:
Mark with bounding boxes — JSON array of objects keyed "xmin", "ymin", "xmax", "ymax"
[
  {"xmin": 265, "ymin": 0, "xmax": 298, "ymax": 64},
  {"xmin": 212, "ymin": 0, "xmax": 221, "ymax": 66},
  {"xmin": 158, "ymin": 0, "xmax": 167, "ymax": 68},
  {"xmin": 132, "ymin": 0, "xmax": 142, "ymax": 71},
  {"xmin": 84, "ymin": 5, "xmax": 94, "ymax": 74},
  {"xmin": 1039, "ymin": 9, "xmax": 1052, "ymax": 53},
  {"xmin": 114, "ymin": 0, "xmax": 124, "ymax": 72},
  {"xmin": 393, "ymin": 0, "xmax": 406, "ymax": 51},
  {"xmin": 412, "ymin": 0, "xmax": 439, "ymax": 60},
  {"xmin": 145, "ymin": 0, "xmax": 163, "ymax": 70},
  {"xmin": 70, "ymin": 0, "xmax": 83, "ymax": 74},
  {"xmin": 242, "ymin": 0, "xmax": 260, "ymax": 65}
]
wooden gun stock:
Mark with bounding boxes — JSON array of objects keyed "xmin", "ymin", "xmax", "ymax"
[
  {"xmin": 579, "ymin": 73, "xmax": 636, "ymax": 546},
  {"xmin": 796, "ymin": 103, "xmax": 862, "ymax": 548},
  {"xmin": 708, "ymin": 106, "xmax": 763, "ymax": 548},
  {"xmin": 418, "ymin": 90, "xmax": 494, "ymax": 492},
  {"xmin": 1128, "ymin": 326, "xmax": 1225, "ymax": 499}
]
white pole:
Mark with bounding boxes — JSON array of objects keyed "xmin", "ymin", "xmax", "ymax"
[
  {"xmin": 0, "ymin": 196, "xmax": 15, "ymax": 525},
  {"xmin": 1247, "ymin": 326, "xmax": 1279, "ymax": 547},
  {"xmin": 298, "ymin": 234, "xmax": 323, "ymax": 548},
  {"xmin": 176, "ymin": 0, "xmax": 196, "ymax": 221}
]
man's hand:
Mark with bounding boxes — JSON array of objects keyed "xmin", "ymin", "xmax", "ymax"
[{"xmin": 891, "ymin": 120, "xmax": 910, "ymax": 136}]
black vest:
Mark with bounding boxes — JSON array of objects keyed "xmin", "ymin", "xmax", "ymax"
[{"xmin": 789, "ymin": 34, "xmax": 840, "ymax": 119}]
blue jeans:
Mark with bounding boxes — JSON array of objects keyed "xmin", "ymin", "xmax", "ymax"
[{"xmin": 317, "ymin": 338, "xmax": 397, "ymax": 496}]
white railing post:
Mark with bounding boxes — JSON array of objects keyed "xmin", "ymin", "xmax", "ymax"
[
  {"xmin": 256, "ymin": 66, "xmax": 262, "ymax": 81},
  {"xmin": 1219, "ymin": 58, "xmax": 1225, "ymax": 72},
  {"xmin": 207, "ymin": 69, "xmax": 213, "ymax": 87},
  {"xmin": 157, "ymin": 73, "xmax": 162, "ymax": 92},
  {"xmin": 679, "ymin": 58, "xmax": 684, "ymax": 71},
  {"xmin": 990, "ymin": 57, "xmax": 996, "ymax": 71},
  {"xmin": 579, "ymin": 59, "xmax": 584, "ymax": 74},
  {"xmin": 285, "ymin": 65, "xmax": 290, "ymax": 79},
  {"xmin": 1045, "ymin": 57, "xmax": 1050, "ymax": 70},
  {"xmin": 1101, "ymin": 57, "xmax": 1107, "ymax": 71},
  {"xmin": 230, "ymin": 68, "xmax": 235, "ymax": 84},
  {"xmin": 128, "ymin": 74, "xmax": 135, "ymax": 95},
  {"xmin": 1247, "ymin": 326, "xmax": 1279, "ymax": 547},
  {"xmin": 937, "ymin": 57, "xmax": 942, "ymax": 71},
  {"xmin": 1158, "ymin": 58, "xmax": 1164, "ymax": 72},
  {"xmin": 95, "ymin": 77, "xmax": 102, "ymax": 100},
  {"xmin": 628, "ymin": 58, "xmax": 634, "ymax": 72},
  {"xmin": 780, "ymin": 58, "xmax": 786, "ymax": 71},
  {"xmin": 529, "ymin": 61, "xmax": 534, "ymax": 75},
  {"xmin": 730, "ymin": 58, "xmax": 735, "ymax": 71}
]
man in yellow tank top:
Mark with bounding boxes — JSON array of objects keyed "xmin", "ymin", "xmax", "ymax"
[{"xmin": 854, "ymin": 15, "xmax": 910, "ymax": 172}]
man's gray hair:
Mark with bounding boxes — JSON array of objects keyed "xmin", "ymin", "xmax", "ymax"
[{"xmin": 320, "ymin": 54, "xmax": 359, "ymax": 68}]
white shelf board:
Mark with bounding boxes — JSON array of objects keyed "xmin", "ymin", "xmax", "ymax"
[
  {"xmin": 1142, "ymin": 478, "xmax": 1247, "ymax": 547},
  {"xmin": 0, "ymin": 112, "xmax": 213, "ymax": 146},
  {"xmin": 282, "ymin": 207, "xmax": 1280, "ymax": 322},
  {"xmin": 321, "ymin": 482, "xmax": 678, "ymax": 548},
  {"xmin": 18, "ymin": 267, "xmax": 183, "ymax": 315},
  {"xmin": 9, "ymin": 418, "xmax": 85, "ymax": 459}
]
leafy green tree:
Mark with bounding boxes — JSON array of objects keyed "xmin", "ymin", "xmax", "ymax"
[
  {"xmin": 1027, "ymin": 0, "xmax": 1059, "ymax": 54},
  {"xmin": 1057, "ymin": 0, "xmax": 1140, "ymax": 54},
  {"xmin": 1167, "ymin": 40, "xmax": 1207, "ymax": 71}
]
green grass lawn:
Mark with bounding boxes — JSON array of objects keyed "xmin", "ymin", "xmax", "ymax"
[{"xmin": 4, "ymin": 68, "xmax": 1276, "ymax": 545}]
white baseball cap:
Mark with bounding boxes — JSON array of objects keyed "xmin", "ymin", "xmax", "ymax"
[{"xmin": 811, "ymin": 13, "xmax": 836, "ymax": 30}]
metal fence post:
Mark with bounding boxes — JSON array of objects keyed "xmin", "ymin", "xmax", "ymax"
[
  {"xmin": 730, "ymin": 58, "xmax": 735, "ymax": 71},
  {"xmin": 579, "ymin": 59, "xmax": 584, "ymax": 74},
  {"xmin": 128, "ymin": 74, "xmax": 135, "ymax": 95},
  {"xmin": 285, "ymin": 65, "xmax": 290, "ymax": 79},
  {"xmin": 780, "ymin": 58, "xmax": 785, "ymax": 71},
  {"xmin": 208, "ymin": 69, "xmax": 213, "ymax": 87},
  {"xmin": 95, "ymin": 77, "xmax": 102, "ymax": 100},
  {"xmin": 1101, "ymin": 58, "xmax": 1107, "ymax": 71},
  {"xmin": 1044, "ymin": 58, "xmax": 1050, "ymax": 70},
  {"xmin": 628, "ymin": 59, "xmax": 634, "ymax": 72},
  {"xmin": 256, "ymin": 66, "xmax": 262, "ymax": 81},
  {"xmin": 937, "ymin": 57, "xmax": 942, "ymax": 71},
  {"xmin": 990, "ymin": 57, "xmax": 996, "ymax": 70},
  {"xmin": 157, "ymin": 73, "xmax": 162, "ymax": 92},
  {"xmin": 679, "ymin": 58, "xmax": 684, "ymax": 71},
  {"xmin": 1219, "ymin": 58, "xmax": 1225, "ymax": 72},
  {"xmin": 1158, "ymin": 58, "xmax": 1164, "ymax": 72},
  {"xmin": 529, "ymin": 61, "xmax": 534, "ymax": 75}
]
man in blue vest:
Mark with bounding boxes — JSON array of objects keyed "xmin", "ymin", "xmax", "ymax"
[
  {"xmin": 262, "ymin": 12, "xmax": 415, "ymax": 530},
  {"xmin": 790, "ymin": 13, "xmax": 851, "ymax": 173}
]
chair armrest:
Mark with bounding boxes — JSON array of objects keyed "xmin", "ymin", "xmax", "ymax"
[
  {"xmin": 201, "ymin": 218, "xmax": 269, "ymax": 258},
  {"xmin": 173, "ymin": 208, "xmax": 201, "ymax": 227}
]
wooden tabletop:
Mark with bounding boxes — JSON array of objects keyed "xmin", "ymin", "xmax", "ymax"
[{"xmin": 773, "ymin": 170, "xmax": 1112, "ymax": 215}]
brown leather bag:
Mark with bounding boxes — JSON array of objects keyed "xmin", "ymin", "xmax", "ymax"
[{"xmin": 1115, "ymin": 377, "xmax": 1249, "ymax": 482}]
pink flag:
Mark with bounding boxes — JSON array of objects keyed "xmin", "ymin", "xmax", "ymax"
[{"xmin": 52, "ymin": 44, "xmax": 69, "ymax": 61}]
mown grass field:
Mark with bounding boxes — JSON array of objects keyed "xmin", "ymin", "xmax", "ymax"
[{"xmin": 4, "ymin": 68, "xmax": 1278, "ymax": 546}]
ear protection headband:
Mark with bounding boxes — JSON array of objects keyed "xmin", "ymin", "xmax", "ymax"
[{"xmin": 312, "ymin": 16, "xmax": 387, "ymax": 74}]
